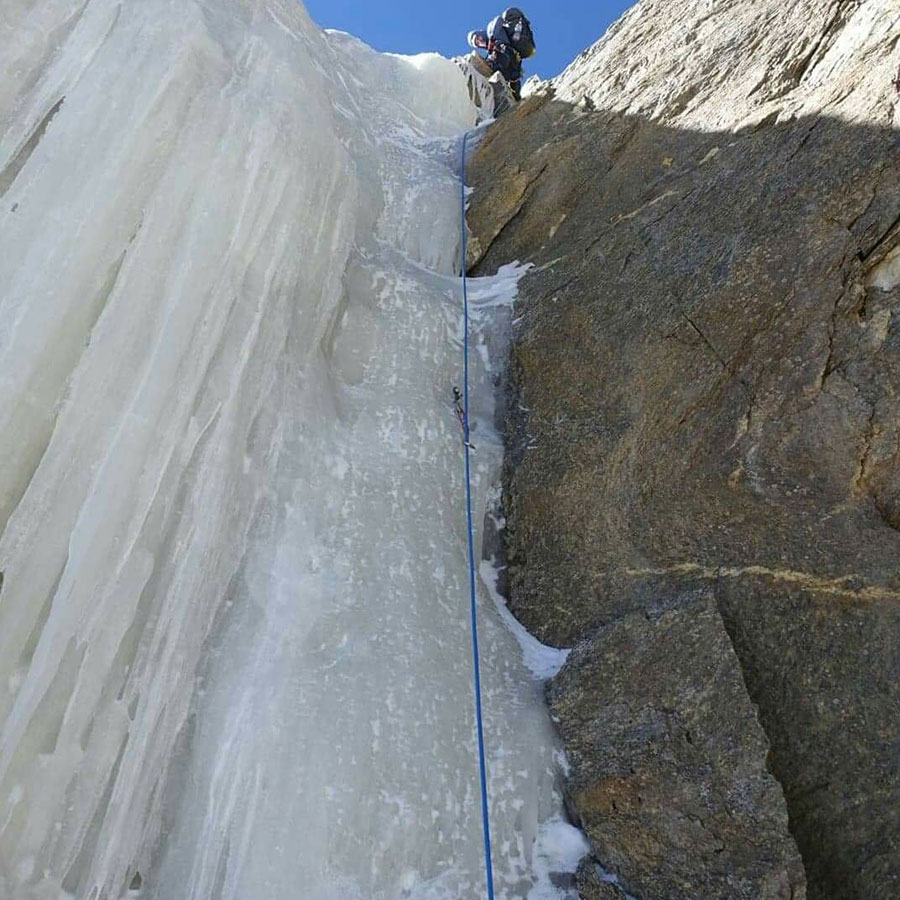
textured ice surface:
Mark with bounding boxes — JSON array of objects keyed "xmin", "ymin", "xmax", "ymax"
[{"xmin": 0, "ymin": 2, "xmax": 577, "ymax": 899}]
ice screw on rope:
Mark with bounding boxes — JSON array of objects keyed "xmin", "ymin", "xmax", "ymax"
[
  {"xmin": 453, "ymin": 386, "xmax": 477, "ymax": 450},
  {"xmin": 459, "ymin": 129, "xmax": 496, "ymax": 900}
]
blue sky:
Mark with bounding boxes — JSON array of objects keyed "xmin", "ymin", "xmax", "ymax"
[{"xmin": 302, "ymin": 1, "xmax": 637, "ymax": 80}]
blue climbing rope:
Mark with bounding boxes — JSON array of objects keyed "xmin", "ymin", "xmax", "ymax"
[{"xmin": 459, "ymin": 130, "xmax": 496, "ymax": 900}]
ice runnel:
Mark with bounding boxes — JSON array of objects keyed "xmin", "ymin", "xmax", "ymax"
[{"xmin": 0, "ymin": 3, "xmax": 578, "ymax": 899}]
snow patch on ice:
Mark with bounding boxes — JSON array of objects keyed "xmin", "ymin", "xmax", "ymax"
[
  {"xmin": 467, "ymin": 262, "xmax": 532, "ymax": 308},
  {"xmin": 481, "ymin": 559, "xmax": 571, "ymax": 680},
  {"xmin": 529, "ymin": 818, "xmax": 591, "ymax": 900}
]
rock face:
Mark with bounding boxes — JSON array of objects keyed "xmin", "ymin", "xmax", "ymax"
[
  {"xmin": 467, "ymin": 1, "xmax": 900, "ymax": 898},
  {"xmin": 575, "ymin": 860, "xmax": 627, "ymax": 900},
  {"xmin": 548, "ymin": 593, "xmax": 805, "ymax": 899}
]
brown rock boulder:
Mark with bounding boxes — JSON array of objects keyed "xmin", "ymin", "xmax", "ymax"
[
  {"xmin": 549, "ymin": 594, "xmax": 806, "ymax": 900},
  {"xmin": 467, "ymin": 1, "xmax": 900, "ymax": 897},
  {"xmin": 575, "ymin": 859, "xmax": 628, "ymax": 900}
]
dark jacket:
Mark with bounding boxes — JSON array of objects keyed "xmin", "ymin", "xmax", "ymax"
[{"xmin": 468, "ymin": 16, "xmax": 523, "ymax": 93}]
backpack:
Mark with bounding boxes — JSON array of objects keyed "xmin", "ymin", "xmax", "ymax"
[{"xmin": 501, "ymin": 8, "xmax": 536, "ymax": 59}]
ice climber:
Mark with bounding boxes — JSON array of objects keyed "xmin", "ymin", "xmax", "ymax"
[{"xmin": 467, "ymin": 8, "xmax": 536, "ymax": 102}]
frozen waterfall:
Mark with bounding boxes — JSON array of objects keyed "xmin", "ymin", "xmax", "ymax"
[{"xmin": 0, "ymin": 2, "xmax": 582, "ymax": 899}]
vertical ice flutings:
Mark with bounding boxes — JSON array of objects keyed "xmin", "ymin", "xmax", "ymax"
[{"xmin": 0, "ymin": 2, "xmax": 576, "ymax": 899}]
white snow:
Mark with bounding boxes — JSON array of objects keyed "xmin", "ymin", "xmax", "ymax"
[
  {"xmin": 0, "ymin": 2, "xmax": 580, "ymax": 899},
  {"xmin": 467, "ymin": 262, "xmax": 532, "ymax": 307},
  {"xmin": 529, "ymin": 819, "xmax": 591, "ymax": 900},
  {"xmin": 480, "ymin": 560, "xmax": 571, "ymax": 681}
]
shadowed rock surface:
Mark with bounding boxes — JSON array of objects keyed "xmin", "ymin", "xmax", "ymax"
[
  {"xmin": 549, "ymin": 593, "xmax": 805, "ymax": 899},
  {"xmin": 574, "ymin": 860, "xmax": 628, "ymax": 900},
  {"xmin": 467, "ymin": 0, "xmax": 900, "ymax": 897}
]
